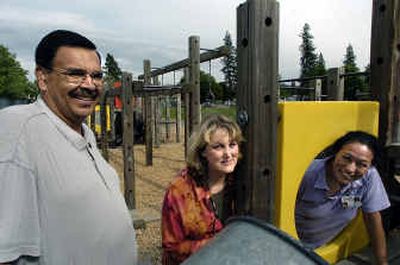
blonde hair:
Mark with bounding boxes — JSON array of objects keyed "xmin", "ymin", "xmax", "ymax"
[{"xmin": 186, "ymin": 114, "xmax": 243, "ymax": 182}]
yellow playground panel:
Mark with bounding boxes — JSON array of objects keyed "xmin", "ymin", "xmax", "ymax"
[
  {"xmin": 86, "ymin": 105, "xmax": 112, "ymax": 136},
  {"xmin": 275, "ymin": 101, "xmax": 379, "ymax": 264}
]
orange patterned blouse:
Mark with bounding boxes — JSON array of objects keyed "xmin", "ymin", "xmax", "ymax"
[{"xmin": 161, "ymin": 168, "xmax": 223, "ymax": 265}]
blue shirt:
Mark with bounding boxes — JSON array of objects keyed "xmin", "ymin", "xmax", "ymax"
[{"xmin": 295, "ymin": 158, "xmax": 390, "ymax": 249}]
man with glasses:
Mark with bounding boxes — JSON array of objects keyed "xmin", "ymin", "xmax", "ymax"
[{"xmin": 0, "ymin": 30, "xmax": 137, "ymax": 264}]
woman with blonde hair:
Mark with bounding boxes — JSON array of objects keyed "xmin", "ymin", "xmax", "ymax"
[{"xmin": 161, "ymin": 114, "xmax": 243, "ymax": 265}]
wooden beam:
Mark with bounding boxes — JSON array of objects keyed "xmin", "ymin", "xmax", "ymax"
[
  {"xmin": 122, "ymin": 72, "xmax": 135, "ymax": 209},
  {"xmin": 370, "ymin": 0, "xmax": 400, "ymax": 145},
  {"xmin": 184, "ymin": 67, "xmax": 190, "ymax": 157},
  {"xmin": 236, "ymin": 0, "xmax": 279, "ymax": 222},
  {"xmin": 137, "ymin": 45, "xmax": 229, "ymax": 79},
  {"xmin": 189, "ymin": 36, "xmax": 201, "ymax": 134},
  {"xmin": 326, "ymin": 67, "xmax": 345, "ymax": 100},
  {"xmin": 144, "ymin": 60, "xmax": 153, "ymax": 166},
  {"xmin": 176, "ymin": 93, "xmax": 181, "ymax": 143}
]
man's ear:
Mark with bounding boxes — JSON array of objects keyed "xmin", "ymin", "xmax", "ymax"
[{"xmin": 35, "ymin": 66, "xmax": 48, "ymax": 93}]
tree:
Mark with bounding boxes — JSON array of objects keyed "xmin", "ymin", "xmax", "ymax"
[
  {"xmin": 221, "ymin": 31, "xmax": 237, "ymax": 100},
  {"xmin": 299, "ymin": 23, "xmax": 318, "ymax": 79},
  {"xmin": 0, "ymin": 44, "xmax": 35, "ymax": 99},
  {"xmin": 343, "ymin": 44, "xmax": 367, "ymax": 100},
  {"xmin": 103, "ymin": 53, "xmax": 122, "ymax": 86},
  {"xmin": 200, "ymin": 70, "xmax": 222, "ymax": 103},
  {"xmin": 314, "ymin": 52, "xmax": 327, "ymax": 76}
]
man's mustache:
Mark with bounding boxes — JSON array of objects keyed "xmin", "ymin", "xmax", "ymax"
[{"xmin": 68, "ymin": 87, "xmax": 100, "ymax": 99}]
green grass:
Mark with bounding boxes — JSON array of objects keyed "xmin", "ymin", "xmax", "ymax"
[{"xmin": 202, "ymin": 106, "xmax": 236, "ymax": 120}]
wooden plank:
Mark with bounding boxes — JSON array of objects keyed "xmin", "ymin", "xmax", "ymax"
[
  {"xmin": 143, "ymin": 60, "xmax": 153, "ymax": 166},
  {"xmin": 166, "ymin": 96, "xmax": 170, "ymax": 141},
  {"xmin": 236, "ymin": 0, "xmax": 279, "ymax": 222},
  {"xmin": 370, "ymin": 0, "xmax": 400, "ymax": 145},
  {"xmin": 152, "ymin": 76, "xmax": 161, "ymax": 148},
  {"xmin": 312, "ymin": 79, "xmax": 322, "ymax": 101},
  {"xmin": 189, "ymin": 36, "xmax": 201, "ymax": 134},
  {"xmin": 184, "ymin": 67, "xmax": 190, "ymax": 157},
  {"xmin": 327, "ymin": 67, "xmax": 345, "ymax": 100},
  {"xmin": 122, "ymin": 72, "xmax": 135, "ymax": 209},
  {"xmin": 137, "ymin": 45, "xmax": 229, "ymax": 79},
  {"xmin": 176, "ymin": 93, "xmax": 181, "ymax": 143}
]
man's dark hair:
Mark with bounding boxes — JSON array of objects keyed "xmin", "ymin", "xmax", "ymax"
[{"xmin": 35, "ymin": 29, "xmax": 100, "ymax": 69}]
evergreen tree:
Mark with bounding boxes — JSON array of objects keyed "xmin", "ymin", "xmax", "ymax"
[
  {"xmin": 343, "ymin": 44, "xmax": 367, "ymax": 100},
  {"xmin": 200, "ymin": 70, "xmax": 222, "ymax": 103},
  {"xmin": 221, "ymin": 31, "xmax": 237, "ymax": 100},
  {"xmin": 299, "ymin": 23, "xmax": 318, "ymax": 79},
  {"xmin": 0, "ymin": 44, "xmax": 35, "ymax": 99},
  {"xmin": 314, "ymin": 52, "xmax": 327, "ymax": 76},
  {"xmin": 104, "ymin": 53, "xmax": 122, "ymax": 86}
]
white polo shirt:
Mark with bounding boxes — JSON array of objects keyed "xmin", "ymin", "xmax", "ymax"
[{"xmin": 0, "ymin": 98, "xmax": 137, "ymax": 264}]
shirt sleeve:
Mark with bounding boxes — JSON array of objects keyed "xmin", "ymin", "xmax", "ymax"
[
  {"xmin": 0, "ymin": 161, "xmax": 40, "ymax": 262},
  {"xmin": 361, "ymin": 167, "xmax": 390, "ymax": 213},
  {"xmin": 161, "ymin": 188, "xmax": 211, "ymax": 263}
]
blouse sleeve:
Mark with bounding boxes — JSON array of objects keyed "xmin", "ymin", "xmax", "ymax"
[{"xmin": 161, "ymin": 187, "xmax": 211, "ymax": 263}]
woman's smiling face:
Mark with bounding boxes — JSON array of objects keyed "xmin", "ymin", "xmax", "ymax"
[
  {"xmin": 332, "ymin": 142, "xmax": 373, "ymax": 186},
  {"xmin": 202, "ymin": 128, "xmax": 239, "ymax": 179}
]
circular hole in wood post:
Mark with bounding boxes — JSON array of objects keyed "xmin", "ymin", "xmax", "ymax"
[
  {"xmin": 379, "ymin": 4, "xmax": 386, "ymax": 12},
  {"xmin": 397, "ymin": 43, "xmax": 400, "ymax": 52},
  {"xmin": 241, "ymin": 38, "xmax": 248, "ymax": 47},
  {"xmin": 377, "ymin": 57, "xmax": 384, "ymax": 65},
  {"xmin": 265, "ymin": 17, "xmax": 272, "ymax": 26},
  {"xmin": 264, "ymin": 95, "xmax": 271, "ymax": 103},
  {"xmin": 262, "ymin": 167, "xmax": 270, "ymax": 177}
]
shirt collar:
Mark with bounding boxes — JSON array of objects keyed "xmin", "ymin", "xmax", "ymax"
[{"xmin": 36, "ymin": 96, "xmax": 90, "ymax": 150}]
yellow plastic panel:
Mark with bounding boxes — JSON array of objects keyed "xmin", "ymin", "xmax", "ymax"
[
  {"xmin": 86, "ymin": 105, "xmax": 111, "ymax": 135},
  {"xmin": 315, "ymin": 211, "xmax": 369, "ymax": 264},
  {"xmin": 275, "ymin": 101, "xmax": 379, "ymax": 262}
]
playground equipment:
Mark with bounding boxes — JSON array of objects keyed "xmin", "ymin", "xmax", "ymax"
[
  {"xmin": 275, "ymin": 101, "xmax": 379, "ymax": 264},
  {"xmin": 235, "ymin": 0, "xmax": 399, "ymax": 263}
]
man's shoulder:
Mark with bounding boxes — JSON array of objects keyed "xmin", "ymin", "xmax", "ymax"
[
  {"xmin": 0, "ymin": 102, "xmax": 42, "ymax": 127},
  {"xmin": 0, "ymin": 102, "xmax": 44, "ymax": 159}
]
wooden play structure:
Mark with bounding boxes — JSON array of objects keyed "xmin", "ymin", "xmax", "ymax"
[
  {"xmin": 90, "ymin": 0, "xmax": 399, "ymax": 263},
  {"xmin": 234, "ymin": 0, "xmax": 400, "ymax": 263}
]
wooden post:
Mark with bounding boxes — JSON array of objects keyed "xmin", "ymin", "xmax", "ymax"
[
  {"xmin": 122, "ymin": 72, "xmax": 135, "ymax": 209},
  {"xmin": 189, "ymin": 36, "xmax": 201, "ymax": 134},
  {"xmin": 143, "ymin": 60, "xmax": 153, "ymax": 166},
  {"xmin": 176, "ymin": 93, "xmax": 181, "ymax": 143},
  {"xmin": 312, "ymin": 79, "xmax": 322, "ymax": 101},
  {"xmin": 370, "ymin": 0, "xmax": 400, "ymax": 146},
  {"xmin": 166, "ymin": 96, "xmax": 171, "ymax": 141},
  {"xmin": 184, "ymin": 67, "xmax": 190, "ymax": 157},
  {"xmin": 326, "ymin": 67, "xmax": 345, "ymax": 100},
  {"xmin": 236, "ymin": 0, "xmax": 279, "ymax": 222},
  {"xmin": 152, "ymin": 76, "xmax": 161, "ymax": 148},
  {"xmin": 100, "ymin": 91, "xmax": 109, "ymax": 160}
]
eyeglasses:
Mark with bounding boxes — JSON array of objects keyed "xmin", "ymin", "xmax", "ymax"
[{"xmin": 48, "ymin": 67, "xmax": 104, "ymax": 86}]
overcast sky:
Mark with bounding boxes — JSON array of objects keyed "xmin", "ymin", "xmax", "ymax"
[{"xmin": 0, "ymin": 0, "xmax": 372, "ymax": 83}]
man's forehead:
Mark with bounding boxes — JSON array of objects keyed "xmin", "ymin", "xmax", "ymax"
[{"xmin": 53, "ymin": 46, "xmax": 100, "ymax": 66}]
